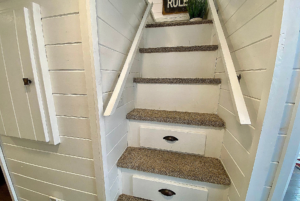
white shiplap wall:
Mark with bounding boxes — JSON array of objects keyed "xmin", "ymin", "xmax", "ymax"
[
  {"xmin": 214, "ymin": 0, "xmax": 280, "ymax": 200},
  {"xmin": 96, "ymin": 0, "xmax": 146, "ymax": 200},
  {"xmin": 0, "ymin": 0, "xmax": 105, "ymax": 201}
]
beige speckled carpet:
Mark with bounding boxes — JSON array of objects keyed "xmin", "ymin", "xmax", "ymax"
[
  {"xmin": 133, "ymin": 78, "xmax": 221, "ymax": 85},
  {"xmin": 139, "ymin": 45, "xmax": 218, "ymax": 53},
  {"xmin": 126, "ymin": 109, "xmax": 225, "ymax": 127},
  {"xmin": 145, "ymin": 20, "xmax": 213, "ymax": 28},
  {"xmin": 117, "ymin": 194, "xmax": 151, "ymax": 201},
  {"xmin": 117, "ymin": 147, "xmax": 231, "ymax": 186}
]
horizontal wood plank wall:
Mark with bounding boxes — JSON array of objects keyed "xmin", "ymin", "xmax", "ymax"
[
  {"xmin": 0, "ymin": 0, "xmax": 99, "ymax": 200},
  {"xmin": 96, "ymin": 0, "xmax": 146, "ymax": 200},
  {"xmin": 214, "ymin": 0, "xmax": 277, "ymax": 200}
]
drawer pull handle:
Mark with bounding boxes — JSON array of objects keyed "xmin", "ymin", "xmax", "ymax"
[
  {"xmin": 23, "ymin": 78, "xmax": 32, "ymax": 86},
  {"xmin": 163, "ymin": 136, "xmax": 178, "ymax": 142},
  {"xmin": 159, "ymin": 189, "xmax": 176, "ymax": 196}
]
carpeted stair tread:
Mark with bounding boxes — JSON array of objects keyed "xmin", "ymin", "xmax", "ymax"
[
  {"xmin": 126, "ymin": 109, "xmax": 225, "ymax": 127},
  {"xmin": 117, "ymin": 194, "xmax": 150, "ymax": 201},
  {"xmin": 133, "ymin": 78, "xmax": 221, "ymax": 85},
  {"xmin": 139, "ymin": 45, "xmax": 218, "ymax": 53},
  {"xmin": 145, "ymin": 20, "xmax": 213, "ymax": 28},
  {"xmin": 117, "ymin": 147, "xmax": 231, "ymax": 186}
]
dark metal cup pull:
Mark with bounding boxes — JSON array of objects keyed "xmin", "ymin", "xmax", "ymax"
[
  {"xmin": 23, "ymin": 78, "xmax": 32, "ymax": 86},
  {"xmin": 163, "ymin": 136, "xmax": 178, "ymax": 142},
  {"xmin": 159, "ymin": 189, "xmax": 176, "ymax": 196}
]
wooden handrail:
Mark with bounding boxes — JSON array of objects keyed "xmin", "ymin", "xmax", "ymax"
[
  {"xmin": 208, "ymin": 0, "xmax": 251, "ymax": 125},
  {"xmin": 104, "ymin": 2, "xmax": 153, "ymax": 116}
]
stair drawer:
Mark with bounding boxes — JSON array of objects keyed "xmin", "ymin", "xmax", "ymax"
[
  {"xmin": 132, "ymin": 175, "xmax": 208, "ymax": 201},
  {"xmin": 140, "ymin": 126, "xmax": 206, "ymax": 155}
]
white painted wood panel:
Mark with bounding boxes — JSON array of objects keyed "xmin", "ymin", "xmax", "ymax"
[
  {"xmin": 7, "ymin": 159, "xmax": 96, "ymax": 194},
  {"xmin": 140, "ymin": 126, "xmax": 206, "ymax": 155},
  {"xmin": 109, "ymin": 175, "xmax": 120, "ymax": 201},
  {"xmin": 97, "ymin": 18, "xmax": 131, "ymax": 54},
  {"xmin": 227, "ymin": 3, "xmax": 275, "ymax": 51},
  {"xmin": 225, "ymin": 0, "xmax": 276, "ymax": 36},
  {"xmin": 43, "ymin": 14, "xmax": 81, "ymax": 45},
  {"xmin": 221, "ymin": 146, "xmax": 245, "ymax": 195},
  {"xmin": 128, "ymin": 121, "xmax": 224, "ymax": 158},
  {"xmin": 239, "ymin": 71, "xmax": 266, "ymax": 99},
  {"xmin": 0, "ymin": 9, "xmax": 46, "ymax": 141},
  {"xmin": 103, "ymin": 2, "xmax": 152, "ymax": 117},
  {"xmin": 219, "ymin": 89, "xmax": 260, "ymax": 126},
  {"xmin": 50, "ymin": 71, "xmax": 87, "ymax": 94},
  {"xmin": 46, "ymin": 44, "xmax": 84, "ymax": 70},
  {"xmin": 223, "ymin": 130, "xmax": 249, "ymax": 175},
  {"xmin": 133, "ymin": 175, "xmax": 208, "ymax": 201},
  {"xmin": 16, "ymin": 186, "xmax": 51, "ymax": 201},
  {"xmin": 0, "ymin": 0, "xmax": 79, "ymax": 18},
  {"xmin": 287, "ymin": 69, "xmax": 300, "ymax": 103},
  {"xmin": 106, "ymin": 134, "xmax": 127, "ymax": 171},
  {"xmin": 1, "ymin": 135, "xmax": 93, "ymax": 159},
  {"xmin": 99, "ymin": 45, "xmax": 126, "ymax": 71},
  {"xmin": 0, "ymin": 10, "xmax": 36, "ymax": 140},
  {"xmin": 215, "ymin": 57, "xmax": 224, "ymax": 73},
  {"xmin": 264, "ymin": 162, "xmax": 278, "ymax": 187},
  {"xmin": 144, "ymin": 24, "xmax": 214, "ymax": 48},
  {"xmin": 141, "ymin": 51, "xmax": 216, "ymax": 78},
  {"xmin": 217, "ymin": 105, "xmax": 255, "ymax": 152},
  {"xmin": 11, "ymin": 174, "xmax": 98, "ymax": 201},
  {"xmin": 107, "ymin": 164, "xmax": 118, "ymax": 189},
  {"xmin": 104, "ymin": 101, "xmax": 134, "ymax": 134},
  {"xmin": 232, "ymin": 38, "xmax": 272, "ymax": 71},
  {"xmin": 0, "ymin": 36, "xmax": 19, "ymax": 138},
  {"xmin": 16, "ymin": 7, "xmax": 50, "ymax": 142},
  {"xmin": 2, "ymin": 144, "xmax": 95, "ymax": 177},
  {"xmin": 101, "ymin": 71, "xmax": 120, "ymax": 93},
  {"xmin": 228, "ymin": 185, "xmax": 240, "ymax": 201},
  {"xmin": 33, "ymin": 3, "xmax": 60, "ymax": 144},
  {"xmin": 220, "ymin": 0, "xmax": 246, "ymax": 24},
  {"xmin": 271, "ymin": 135, "xmax": 286, "ymax": 162},
  {"xmin": 106, "ymin": 121, "xmax": 127, "ymax": 154},
  {"xmin": 109, "ymin": 0, "xmax": 146, "ymax": 30},
  {"xmin": 53, "ymin": 95, "xmax": 89, "ymax": 117},
  {"xmin": 279, "ymin": 104, "xmax": 294, "ymax": 134},
  {"xmin": 103, "ymin": 87, "xmax": 135, "ymax": 109},
  {"xmin": 97, "ymin": 0, "xmax": 136, "ymax": 41},
  {"xmin": 135, "ymin": 83, "xmax": 220, "ymax": 113},
  {"xmin": 57, "ymin": 116, "xmax": 91, "ymax": 139},
  {"xmin": 0, "ymin": 112, "xmax": 4, "ymax": 135}
]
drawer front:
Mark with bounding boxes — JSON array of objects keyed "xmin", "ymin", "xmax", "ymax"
[
  {"xmin": 140, "ymin": 126, "xmax": 206, "ymax": 155},
  {"xmin": 133, "ymin": 175, "xmax": 208, "ymax": 201}
]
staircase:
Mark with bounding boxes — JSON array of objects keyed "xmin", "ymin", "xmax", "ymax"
[{"xmin": 116, "ymin": 20, "xmax": 231, "ymax": 201}]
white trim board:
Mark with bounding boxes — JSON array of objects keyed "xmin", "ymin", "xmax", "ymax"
[
  {"xmin": 78, "ymin": 0, "xmax": 106, "ymax": 200},
  {"xmin": 245, "ymin": 0, "xmax": 300, "ymax": 200},
  {"xmin": 267, "ymin": 3, "xmax": 300, "ymax": 200}
]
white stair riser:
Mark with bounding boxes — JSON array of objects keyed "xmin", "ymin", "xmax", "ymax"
[
  {"xmin": 128, "ymin": 121, "xmax": 224, "ymax": 158},
  {"xmin": 121, "ymin": 169, "xmax": 229, "ymax": 201},
  {"xmin": 140, "ymin": 126, "xmax": 206, "ymax": 155},
  {"xmin": 144, "ymin": 24, "xmax": 214, "ymax": 48},
  {"xmin": 133, "ymin": 175, "xmax": 208, "ymax": 201},
  {"xmin": 141, "ymin": 51, "xmax": 217, "ymax": 78},
  {"xmin": 135, "ymin": 84, "xmax": 220, "ymax": 113}
]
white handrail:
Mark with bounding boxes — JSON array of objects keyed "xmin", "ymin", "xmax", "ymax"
[
  {"xmin": 208, "ymin": 0, "xmax": 251, "ymax": 125},
  {"xmin": 104, "ymin": 2, "xmax": 153, "ymax": 116}
]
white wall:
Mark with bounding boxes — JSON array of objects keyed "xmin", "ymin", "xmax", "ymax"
[
  {"xmin": 96, "ymin": 0, "xmax": 146, "ymax": 200},
  {"xmin": 214, "ymin": 0, "xmax": 280, "ymax": 200},
  {"xmin": 0, "ymin": 0, "xmax": 105, "ymax": 201}
]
